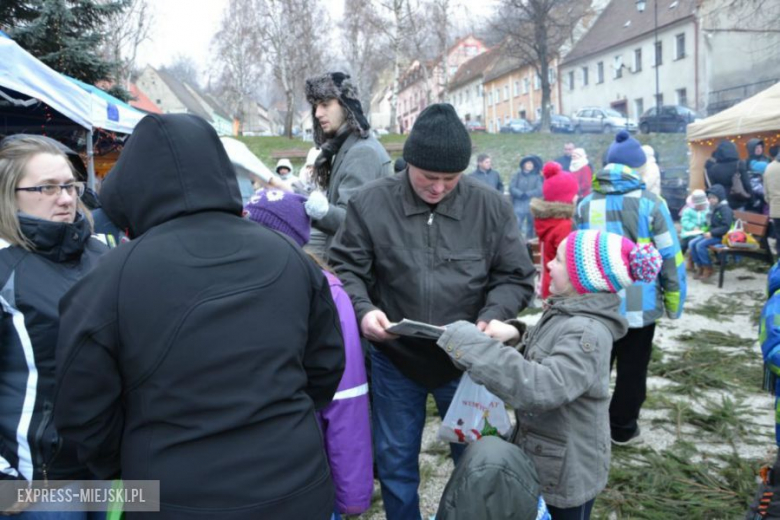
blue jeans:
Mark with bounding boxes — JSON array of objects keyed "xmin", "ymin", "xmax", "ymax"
[
  {"xmin": 371, "ymin": 347, "xmax": 465, "ymax": 520},
  {"xmin": 689, "ymin": 236, "xmax": 722, "ymax": 266}
]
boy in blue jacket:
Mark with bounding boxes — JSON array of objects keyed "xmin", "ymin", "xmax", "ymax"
[{"xmin": 746, "ymin": 262, "xmax": 780, "ymax": 519}]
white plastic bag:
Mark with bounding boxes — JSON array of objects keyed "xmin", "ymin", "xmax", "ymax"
[{"xmin": 438, "ymin": 373, "xmax": 512, "ymax": 444}]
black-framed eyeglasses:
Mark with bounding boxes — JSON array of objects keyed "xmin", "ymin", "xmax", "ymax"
[{"xmin": 15, "ymin": 182, "xmax": 86, "ymax": 198}]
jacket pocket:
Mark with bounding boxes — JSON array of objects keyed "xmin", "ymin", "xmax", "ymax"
[{"xmin": 524, "ymin": 432, "xmax": 567, "ymax": 493}]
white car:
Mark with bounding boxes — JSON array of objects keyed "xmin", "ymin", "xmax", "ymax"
[{"xmin": 572, "ymin": 107, "xmax": 638, "ymax": 134}]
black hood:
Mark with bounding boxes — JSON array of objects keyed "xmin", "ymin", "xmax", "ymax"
[
  {"xmin": 712, "ymin": 140, "xmax": 740, "ymax": 163},
  {"xmin": 747, "ymin": 138, "xmax": 765, "ymax": 160},
  {"xmin": 518, "ymin": 154, "xmax": 543, "ymax": 173},
  {"xmin": 101, "ymin": 114, "xmax": 242, "ymax": 238},
  {"xmin": 706, "ymin": 183, "xmax": 727, "ymax": 202}
]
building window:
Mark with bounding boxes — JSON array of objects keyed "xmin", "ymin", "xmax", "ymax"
[
  {"xmin": 675, "ymin": 33, "xmax": 686, "ymax": 60},
  {"xmin": 534, "ymin": 74, "xmax": 540, "ymax": 90},
  {"xmin": 613, "ymin": 55, "xmax": 623, "ymax": 79},
  {"xmin": 514, "ymin": 81, "xmax": 520, "ymax": 96},
  {"xmin": 634, "ymin": 48, "xmax": 642, "ymax": 72},
  {"xmin": 522, "ymin": 78, "xmax": 529, "ymax": 94},
  {"xmin": 548, "ymin": 68, "xmax": 556, "ymax": 84},
  {"xmin": 634, "ymin": 98, "xmax": 644, "ymax": 117},
  {"xmin": 597, "ymin": 62, "xmax": 604, "ymax": 84},
  {"xmin": 568, "ymin": 71, "xmax": 575, "ymax": 90},
  {"xmin": 466, "ymin": 90, "xmax": 470, "ymax": 102},
  {"xmin": 477, "ymin": 85, "xmax": 482, "ymax": 97},
  {"xmin": 504, "ymin": 85, "xmax": 509, "ymax": 100},
  {"xmin": 655, "ymin": 41, "xmax": 663, "ymax": 66},
  {"xmin": 496, "ymin": 88, "xmax": 501, "ymax": 103},
  {"xmin": 676, "ymin": 88, "xmax": 687, "ymax": 106},
  {"xmin": 582, "ymin": 66, "xmax": 589, "ymax": 86}
]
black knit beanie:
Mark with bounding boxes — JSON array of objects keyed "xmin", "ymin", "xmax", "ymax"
[{"xmin": 403, "ymin": 104, "xmax": 471, "ymax": 173}]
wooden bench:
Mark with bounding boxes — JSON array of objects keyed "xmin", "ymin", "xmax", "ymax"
[
  {"xmin": 708, "ymin": 210, "xmax": 775, "ymax": 288},
  {"xmin": 270, "ymin": 149, "xmax": 309, "ymax": 159}
]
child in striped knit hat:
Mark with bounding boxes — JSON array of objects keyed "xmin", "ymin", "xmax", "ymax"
[{"xmin": 436, "ymin": 230, "xmax": 662, "ymax": 519}]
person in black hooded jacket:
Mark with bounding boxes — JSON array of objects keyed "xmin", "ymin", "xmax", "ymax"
[
  {"xmin": 54, "ymin": 114, "xmax": 346, "ymax": 520},
  {"xmin": 705, "ymin": 140, "xmax": 752, "ymax": 210}
]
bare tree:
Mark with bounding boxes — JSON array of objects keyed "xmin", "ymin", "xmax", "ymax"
[
  {"xmin": 101, "ymin": 0, "xmax": 152, "ymax": 91},
  {"xmin": 401, "ymin": 0, "xmax": 440, "ymax": 105},
  {"xmin": 211, "ymin": 0, "xmax": 264, "ymax": 134},
  {"xmin": 161, "ymin": 54, "xmax": 201, "ymax": 86},
  {"xmin": 256, "ymin": 0, "xmax": 328, "ymax": 138},
  {"xmin": 340, "ymin": 0, "xmax": 389, "ymax": 115},
  {"xmin": 493, "ymin": 0, "xmax": 591, "ymax": 133},
  {"xmin": 371, "ymin": 0, "xmax": 406, "ymax": 133},
  {"xmin": 431, "ymin": 0, "xmax": 453, "ymax": 100}
]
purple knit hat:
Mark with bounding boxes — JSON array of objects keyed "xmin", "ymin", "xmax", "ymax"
[
  {"xmin": 565, "ymin": 230, "xmax": 663, "ymax": 294},
  {"xmin": 244, "ymin": 189, "xmax": 310, "ymax": 247}
]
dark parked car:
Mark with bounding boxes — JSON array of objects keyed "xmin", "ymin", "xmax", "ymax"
[
  {"xmin": 531, "ymin": 114, "xmax": 575, "ymax": 133},
  {"xmin": 499, "ymin": 118, "xmax": 533, "ymax": 134},
  {"xmin": 639, "ymin": 105, "xmax": 700, "ymax": 134},
  {"xmin": 465, "ymin": 120, "xmax": 486, "ymax": 133}
]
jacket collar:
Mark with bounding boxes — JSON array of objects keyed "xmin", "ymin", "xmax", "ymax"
[
  {"xmin": 18, "ymin": 212, "xmax": 92, "ymax": 263},
  {"xmin": 332, "ymin": 132, "xmax": 360, "ymax": 173},
  {"xmin": 400, "ymin": 170, "xmax": 464, "ymax": 220}
]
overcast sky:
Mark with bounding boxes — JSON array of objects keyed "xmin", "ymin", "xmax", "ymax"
[{"xmin": 134, "ymin": 0, "xmax": 499, "ymax": 82}]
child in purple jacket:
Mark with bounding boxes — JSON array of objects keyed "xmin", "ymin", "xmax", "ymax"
[{"xmin": 244, "ymin": 189, "xmax": 373, "ymax": 517}]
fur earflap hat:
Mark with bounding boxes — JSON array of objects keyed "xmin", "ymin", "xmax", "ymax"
[{"xmin": 305, "ymin": 72, "xmax": 370, "ymax": 146}]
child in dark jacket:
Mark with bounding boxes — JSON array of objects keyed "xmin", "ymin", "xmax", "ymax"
[
  {"xmin": 244, "ymin": 189, "xmax": 373, "ymax": 518},
  {"xmin": 530, "ymin": 161, "xmax": 577, "ymax": 299},
  {"xmin": 688, "ymin": 184, "xmax": 733, "ymax": 281}
]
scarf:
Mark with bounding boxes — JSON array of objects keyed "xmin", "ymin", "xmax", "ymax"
[{"xmin": 314, "ymin": 125, "xmax": 352, "ymax": 190}]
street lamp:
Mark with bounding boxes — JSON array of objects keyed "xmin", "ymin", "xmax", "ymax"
[{"xmin": 637, "ymin": 0, "xmax": 661, "ymax": 132}]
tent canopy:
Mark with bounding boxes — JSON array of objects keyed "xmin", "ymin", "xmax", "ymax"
[
  {"xmin": 687, "ymin": 82, "xmax": 780, "ymax": 190},
  {"xmin": 0, "ymin": 32, "xmax": 92, "ymax": 129},
  {"xmin": 687, "ymin": 82, "xmax": 780, "ymax": 141},
  {"xmin": 0, "ymin": 32, "xmax": 144, "ymax": 134}
]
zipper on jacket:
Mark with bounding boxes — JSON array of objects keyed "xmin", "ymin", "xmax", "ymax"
[
  {"xmin": 426, "ymin": 212, "xmax": 435, "ymax": 323},
  {"xmin": 34, "ymin": 402, "xmax": 60, "ymax": 484}
]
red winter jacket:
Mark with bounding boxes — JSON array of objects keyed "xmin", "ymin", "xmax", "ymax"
[{"xmin": 530, "ymin": 198, "xmax": 575, "ymax": 299}]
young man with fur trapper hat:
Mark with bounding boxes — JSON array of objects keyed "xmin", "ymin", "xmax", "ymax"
[
  {"xmin": 303, "ymin": 72, "xmax": 392, "ymax": 259},
  {"xmin": 530, "ymin": 161, "xmax": 578, "ymax": 299}
]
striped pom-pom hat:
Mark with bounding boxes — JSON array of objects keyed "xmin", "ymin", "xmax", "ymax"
[{"xmin": 565, "ymin": 230, "xmax": 663, "ymax": 294}]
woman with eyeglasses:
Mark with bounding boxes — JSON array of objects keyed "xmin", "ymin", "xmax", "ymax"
[{"xmin": 0, "ymin": 135, "xmax": 107, "ymax": 518}]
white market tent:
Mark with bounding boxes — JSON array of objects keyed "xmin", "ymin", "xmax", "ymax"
[
  {"xmin": 0, "ymin": 31, "xmax": 145, "ymax": 186},
  {"xmin": 686, "ymin": 82, "xmax": 780, "ymax": 189}
]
